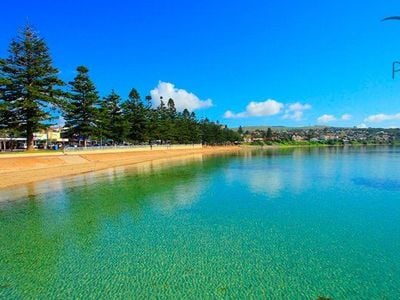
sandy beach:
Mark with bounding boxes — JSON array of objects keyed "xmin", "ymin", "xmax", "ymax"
[{"xmin": 0, "ymin": 146, "xmax": 241, "ymax": 189}]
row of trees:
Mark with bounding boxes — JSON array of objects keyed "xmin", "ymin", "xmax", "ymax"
[{"xmin": 0, "ymin": 25, "xmax": 240, "ymax": 150}]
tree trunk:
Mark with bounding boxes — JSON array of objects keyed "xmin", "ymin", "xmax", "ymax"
[{"xmin": 27, "ymin": 126, "xmax": 34, "ymax": 151}]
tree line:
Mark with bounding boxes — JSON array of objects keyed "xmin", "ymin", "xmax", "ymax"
[{"xmin": 0, "ymin": 25, "xmax": 240, "ymax": 150}]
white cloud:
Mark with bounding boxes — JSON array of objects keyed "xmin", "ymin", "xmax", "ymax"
[
  {"xmin": 357, "ymin": 123, "xmax": 368, "ymax": 129},
  {"xmin": 150, "ymin": 81, "xmax": 213, "ymax": 111},
  {"xmin": 223, "ymin": 110, "xmax": 246, "ymax": 119},
  {"xmin": 341, "ymin": 114, "xmax": 352, "ymax": 121},
  {"xmin": 316, "ymin": 113, "xmax": 352, "ymax": 124},
  {"xmin": 284, "ymin": 110, "xmax": 304, "ymax": 121},
  {"xmin": 246, "ymin": 100, "xmax": 284, "ymax": 116},
  {"xmin": 223, "ymin": 99, "xmax": 284, "ymax": 119},
  {"xmin": 283, "ymin": 102, "xmax": 312, "ymax": 121},
  {"xmin": 317, "ymin": 114, "xmax": 337, "ymax": 123},
  {"xmin": 288, "ymin": 102, "xmax": 312, "ymax": 111},
  {"xmin": 364, "ymin": 113, "xmax": 400, "ymax": 123}
]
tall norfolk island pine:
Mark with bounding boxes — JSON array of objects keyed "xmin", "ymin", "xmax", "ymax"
[
  {"xmin": 0, "ymin": 25, "xmax": 241, "ymax": 148},
  {"xmin": 64, "ymin": 66, "xmax": 100, "ymax": 146},
  {"xmin": 123, "ymin": 88, "xmax": 148, "ymax": 143},
  {"xmin": 99, "ymin": 90, "xmax": 128, "ymax": 143},
  {"xmin": 0, "ymin": 25, "xmax": 63, "ymax": 150}
]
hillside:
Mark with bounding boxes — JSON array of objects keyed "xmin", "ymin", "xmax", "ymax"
[{"xmin": 233, "ymin": 125, "xmax": 329, "ymax": 132}]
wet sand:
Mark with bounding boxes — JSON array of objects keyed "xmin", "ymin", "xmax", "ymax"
[{"xmin": 0, "ymin": 146, "xmax": 241, "ymax": 189}]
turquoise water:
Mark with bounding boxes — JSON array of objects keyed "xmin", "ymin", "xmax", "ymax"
[{"xmin": 0, "ymin": 146, "xmax": 400, "ymax": 299}]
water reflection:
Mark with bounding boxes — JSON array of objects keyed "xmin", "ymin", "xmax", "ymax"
[
  {"xmin": 0, "ymin": 153, "xmax": 230, "ymax": 297},
  {"xmin": 0, "ymin": 154, "xmax": 206, "ymax": 203},
  {"xmin": 1, "ymin": 147, "xmax": 399, "ymax": 242},
  {"xmin": 224, "ymin": 148, "xmax": 308, "ymax": 198},
  {"xmin": 223, "ymin": 146, "xmax": 400, "ymax": 199},
  {"xmin": 1, "ymin": 146, "xmax": 400, "ymax": 298},
  {"xmin": 248, "ymin": 169, "xmax": 283, "ymax": 197},
  {"xmin": 352, "ymin": 177, "xmax": 400, "ymax": 191}
]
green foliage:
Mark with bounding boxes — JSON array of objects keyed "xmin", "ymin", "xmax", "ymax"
[
  {"xmin": 250, "ymin": 140, "xmax": 264, "ymax": 146},
  {"xmin": 174, "ymin": 108, "xmax": 201, "ymax": 144},
  {"xmin": 63, "ymin": 66, "xmax": 100, "ymax": 145},
  {"xmin": 200, "ymin": 119, "xmax": 240, "ymax": 145},
  {"xmin": 123, "ymin": 88, "xmax": 148, "ymax": 143},
  {"xmin": 0, "ymin": 101, "xmax": 9, "ymax": 130},
  {"xmin": 0, "ymin": 25, "xmax": 64, "ymax": 149},
  {"xmin": 266, "ymin": 127, "xmax": 272, "ymax": 139},
  {"xmin": 99, "ymin": 90, "xmax": 128, "ymax": 143},
  {"xmin": 0, "ymin": 25, "xmax": 240, "ymax": 147}
]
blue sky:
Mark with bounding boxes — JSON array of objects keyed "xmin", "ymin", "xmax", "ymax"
[{"xmin": 1, "ymin": 1, "xmax": 400, "ymax": 128}]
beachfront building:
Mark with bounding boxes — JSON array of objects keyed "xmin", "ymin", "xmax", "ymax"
[
  {"xmin": 0, "ymin": 137, "xmax": 26, "ymax": 151},
  {"xmin": 33, "ymin": 126, "xmax": 68, "ymax": 149},
  {"xmin": 0, "ymin": 126, "xmax": 68, "ymax": 151}
]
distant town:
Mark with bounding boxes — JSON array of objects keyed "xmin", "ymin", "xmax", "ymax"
[
  {"xmin": 238, "ymin": 126, "xmax": 400, "ymax": 145},
  {"xmin": 1, "ymin": 125, "xmax": 400, "ymax": 151}
]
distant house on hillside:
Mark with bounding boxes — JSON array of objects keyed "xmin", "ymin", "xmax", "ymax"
[{"xmin": 291, "ymin": 135, "xmax": 304, "ymax": 142}]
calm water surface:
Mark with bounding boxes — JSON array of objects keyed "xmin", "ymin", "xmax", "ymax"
[{"xmin": 0, "ymin": 146, "xmax": 399, "ymax": 299}]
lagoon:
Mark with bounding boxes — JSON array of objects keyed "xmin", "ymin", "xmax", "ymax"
[{"xmin": 0, "ymin": 146, "xmax": 399, "ymax": 298}]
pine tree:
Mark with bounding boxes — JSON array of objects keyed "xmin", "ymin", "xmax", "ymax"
[
  {"xmin": 166, "ymin": 98, "xmax": 177, "ymax": 142},
  {"xmin": 0, "ymin": 101, "xmax": 8, "ymax": 130},
  {"xmin": 175, "ymin": 108, "xmax": 190, "ymax": 143},
  {"xmin": 64, "ymin": 66, "xmax": 100, "ymax": 146},
  {"xmin": 167, "ymin": 98, "xmax": 177, "ymax": 118},
  {"xmin": 189, "ymin": 111, "xmax": 201, "ymax": 143},
  {"xmin": 156, "ymin": 99, "xmax": 170, "ymax": 143},
  {"xmin": 123, "ymin": 88, "xmax": 147, "ymax": 143},
  {"xmin": 143, "ymin": 95, "xmax": 156, "ymax": 143},
  {"xmin": 99, "ymin": 90, "xmax": 127, "ymax": 144},
  {"xmin": 266, "ymin": 127, "xmax": 273, "ymax": 140},
  {"xmin": 0, "ymin": 25, "xmax": 64, "ymax": 150}
]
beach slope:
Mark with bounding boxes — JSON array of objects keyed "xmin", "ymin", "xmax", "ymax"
[{"xmin": 0, "ymin": 146, "xmax": 240, "ymax": 189}]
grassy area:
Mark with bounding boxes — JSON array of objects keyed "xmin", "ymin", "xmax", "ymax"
[{"xmin": 243, "ymin": 141, "xmax": 398, "ymax": 147}]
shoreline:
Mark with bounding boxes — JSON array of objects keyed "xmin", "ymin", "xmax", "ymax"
[
  {"xmin": 0, "ymin": 143, "xmax": 395, "ymax": 191},
  {"xmin": 0, "ymin": 146, "xmax": 241, "ymax": 190}
]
